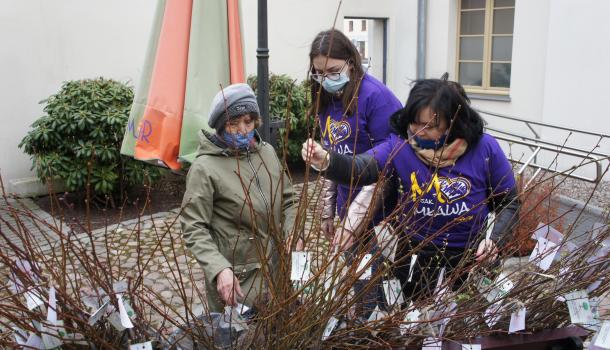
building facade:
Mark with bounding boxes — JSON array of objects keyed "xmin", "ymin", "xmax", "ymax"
[{"xmin": 1, "ymin": 0, "xmax": 608, "ymax": 195}]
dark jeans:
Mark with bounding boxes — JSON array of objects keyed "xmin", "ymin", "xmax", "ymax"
[
  {"xmin": 392, "ymin": 239, "xmax": 470, "ymax": 302},
  {"xmin": 344, "ymin": 237, "xmax": 385, "ymax": 318}
]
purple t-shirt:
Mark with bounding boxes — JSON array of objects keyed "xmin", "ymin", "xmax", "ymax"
[
  {"xmin": 319, "ymin": 73, "xmax": 402, "ymax": 221},
  {"xmin": 367, "ymin": 133, "xmax": 516, "ymax": 248}
]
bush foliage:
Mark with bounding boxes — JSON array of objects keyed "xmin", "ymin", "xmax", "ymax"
[
  {"xmin": 19, "ymin": 78, "xmax": 162, "ymax": 196},
  {"xmin": 248, "ymin": 74, "xmax": 311, "ymax": 163}
]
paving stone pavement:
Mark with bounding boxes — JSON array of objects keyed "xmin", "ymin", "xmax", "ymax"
[{"xmin": 0, "ymin": 196, "xmax": 69, "ymax": 254}]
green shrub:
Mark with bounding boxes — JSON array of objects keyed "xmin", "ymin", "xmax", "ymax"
[
  {"xmin": 19, "ymin": 78, "xmax": 162, "ymax": 197},
  {"xmin": 248, "ymin": 74, "xmax": 311, "ymax": 163}
]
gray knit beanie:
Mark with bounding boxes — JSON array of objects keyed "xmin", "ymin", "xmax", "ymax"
[{"xmin": 208, "ymin": 83, "xmax": 260, "ymax": 130}]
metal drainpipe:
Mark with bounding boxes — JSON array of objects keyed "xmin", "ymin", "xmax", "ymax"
[
  {"xmin": 417, "ymin": 0, "xmax": 427, "ymax": 80},
  {"xmin": 257, "ymin": 0, "xmax": 270, "ymax": 143}
]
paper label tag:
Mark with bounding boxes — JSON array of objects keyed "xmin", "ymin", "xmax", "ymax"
[
  {"xmin": 422, "ymin": 337, "xmax": 442, "ymax": 349},
  {"xmin": 88, "ymin": 300, "xmax": 110, "ymax": 326},
  {"xmin": 509, "ymin": 307, "xmax": 526, "ymax": 333},
  {"xmin": 322, "ymin": 316, "xmax": 339, "ymax": 341},
  {"xmin": 357, "ymin": 254, "xmax": 372, "ymax": 280},
  {"xmin": 594, "ymin": 320, "xmax": 610, "ymax": 348},
  {"xmin": 25, "ymin": 333, "xmax": 44, "ymax": 349},
  {"xmin": 236, "ymin": 303, "xmax": 250, "ymax": 315},
  {"xmin": 117, "ymin": 294, "xmax": 134, "ymax": 328},
  {"xmin": 529, "ymin": 237, "xmax": 559, "ymax": 271},
  {"xmin": 26, "ymin": 290, "xmax": 45, "ymax": 310},
  {"xmin": 408, "ymin": 255, "xmax": 418, "ymax": 282},
  {"xmin": 130, "ymin": 341, "xmax": 154, "ymax": 350},
  {"xmin": 461, "ymin": 345, "xmax": 481, "ymax": 350},
  {"xmin": 291, "ymin": 252, "xmax": 311, "ymax": 281},
  {"xmin": 400, "ymin": 306, "xmax": 421, "ymax": 335},
  {"xmin": 484, "ymin": 302, "xmax": 505, "ymax": 328},
  {"xmin": 383, "ymin": 279, "xmax": 404, "ymax": 307},
  {"xmin": 108, "ymin": 312, "xmax": 127, "ymax": 331},
  {"xmin": 47, "ymin": 286, "xmax": 57, "ymax": 323},
  {"xmin": 565, "ymin": 290, "xmax": 594, "ymax": 325}
]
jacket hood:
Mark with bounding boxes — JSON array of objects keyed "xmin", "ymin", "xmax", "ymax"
[{"xmin": 196, "ymin": 129, "xmax": 263, "ymax": 157}]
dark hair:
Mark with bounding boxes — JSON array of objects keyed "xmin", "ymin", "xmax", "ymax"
[
  {"xmin": 389, "ymin": 74, "xmax": 485, "ymax": 148},
  {"xmin": 308, "ymin": 29, "xmax": 364, "ymax": 116}
]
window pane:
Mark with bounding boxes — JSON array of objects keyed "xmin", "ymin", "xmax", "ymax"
[
  {"xmin": 461, "ymin": 10, "xmax": 485, "ymax": 35},
  {"xmin": 492, "ymin": 36, "xmax": 513, "ymax": 61},
  {"xmin": 460, "ymin": 37, "xmax": 484, "ymax": 60},
  {"xmin": 494, "ymin": 0, "xmax": 515, "ymax": 7},
  {"xmin": 462, "ymin": 0, "xmax": 486, "ymax": 9},
  {"xmin": 459, "ymin": 62, "xmax": 483, "ymax": 86},
  {"xmin": 491, "ymin": 63, "xmax": 511, "ymax": 87},
  {"xmin": 493, "ymin": 8, "xmax": 514, "ymax": 34}
]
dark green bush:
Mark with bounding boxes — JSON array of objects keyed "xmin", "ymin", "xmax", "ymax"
[
  {"xmin": 19, "ymin": 78, "xmax": 162, "ymax": 197},
  {"xmin": 248, "ymin": 74, "xmax": 311, "ymax": 163}
]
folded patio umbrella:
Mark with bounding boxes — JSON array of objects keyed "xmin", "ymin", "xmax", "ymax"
[{"xmin": 121, "ymin": 0, "xmax": 245, "ymax": 169}]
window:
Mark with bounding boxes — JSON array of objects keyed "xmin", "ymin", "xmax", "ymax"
[
  {"xmin": 457, "ymin": 0, "xmax": 514, "ymax": 93},
  {"xmin": 349, "ymin": 20, "xmax": 354, "ymax": 32},
  {"xmin": 362, "ymin": 20, "xmax": 367, "ymax": 31}
]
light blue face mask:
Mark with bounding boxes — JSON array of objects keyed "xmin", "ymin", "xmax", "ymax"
[
  {"xmin": 322, "ymin": 73, "xmax": 350, "ymax": 94},
  {"xmin": 222, "ymin": 130, "xmax": 255, "ymax": 149}
]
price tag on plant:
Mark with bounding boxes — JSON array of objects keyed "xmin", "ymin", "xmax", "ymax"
[
  {"xmin": 564, "ymin": 290, "xmax": 594, "ymax": 325},
  {"xmin": 322, "ymin": 316, "xmax": 339, "ymax": 341},
  {"xmin": 461, "ymin": 345, "xmax": 481, "ymax": 350},
  {"xmin": 130, "ymin": 341, "xmax": 153, "ymax": 350},
  {"xmin": 88, "ymin": 299, "xmax": 110, "ymax": 326},
  {"xmin": 529, "ymin": 236, "xmax": 559, "ymax": 271},
  {"xmin": 117, "ymin": 293, "xmax": 135, "ymax": 328},
  {"xmin": 509, "ymin": 306, "xmax": 526, "ymax": 333},
  {"xmin": 594, "ymin": 320, "xmax": 610, "ymax": 349},
  {"xmin": 383, "ymin": 279, "xmax": 404, "ymax": 307},
  {"xmin": 357, "ymin": 254, "xmax": 372, "ymax": 280},
  {"xmin": 408, "ymin": 254, "xmax": 418, "ymax": 282},
  {"xmin": 400, "ymin": 304, "xmax": 421, "ymax": 335},
  {"xmin": 291, "ymin": 251, "xmax": 311, "ymax": 281}
]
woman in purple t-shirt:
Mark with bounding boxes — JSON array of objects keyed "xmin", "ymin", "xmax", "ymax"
[
  {"xmin": 302, "ymin": 76, "xmax": 520, "ymax": 301},
  {"xmin": 307, "ymin": 29, "xmax": 402, "ymax": 316}
]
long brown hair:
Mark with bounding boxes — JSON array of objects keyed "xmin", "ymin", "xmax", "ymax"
[{"xmin": 308, "ymin": 29, "xmax": 364, "ymax": 117}]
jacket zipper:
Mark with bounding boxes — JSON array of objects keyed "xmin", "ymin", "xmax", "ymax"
[{"xmin": 247, "ymin": 150, "xmax": 270, "ymax": 214}]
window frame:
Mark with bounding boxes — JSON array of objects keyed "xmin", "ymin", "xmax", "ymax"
[{"xmin": 456, "ymin": 0, "xmax": 514, "ymax": 95}]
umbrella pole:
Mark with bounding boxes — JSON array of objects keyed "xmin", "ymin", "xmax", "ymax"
[{"xmin": 257, "ymin": 0, "xmax": 271, "ymax": 143}]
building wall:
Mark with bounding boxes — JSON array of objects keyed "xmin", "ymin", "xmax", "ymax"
[
  {"xmin": 538, "ymin": 0, "xmax": 610, "ymax": 180},
  {"xmin": 2, "ymin": 0, "xmax": 608, "ymax": 193},
  {"xmin": 0, "ymin": 0, "xmax": 156, "ymax": 193},
  {"xmin": 240, "ymin": 0, "xmax": 418, "ymax": 102}
]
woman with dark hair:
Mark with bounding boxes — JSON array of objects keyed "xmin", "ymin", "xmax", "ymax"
[
  {"xmin": 307, "ymin": 29, "xmax": 402, "ymax": 316},
  {"xmin": 302, "ymin": 77, "xmax": 520, "ymax": 299}
]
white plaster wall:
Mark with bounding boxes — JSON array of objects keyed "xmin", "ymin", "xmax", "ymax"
[
  {"xmin": 538, "ymin": 0, "xmax": 610, "ymax": 181},
  {"xmin": 241, "ymin": 0, "xmax": 418, "ymax": 102},
  {"xmin": 0, "ymin": 0, "xmax": 156, "ymax": 191}
]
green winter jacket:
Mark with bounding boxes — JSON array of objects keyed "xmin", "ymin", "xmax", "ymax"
[{"xmin": 180, "ymin": 130, "xmax": 297, "ymax": 309}]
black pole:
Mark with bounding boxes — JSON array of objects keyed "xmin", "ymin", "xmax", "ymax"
[{"xmin": 257, "ymin": 0, "xmax": 270, "ymax": 143}]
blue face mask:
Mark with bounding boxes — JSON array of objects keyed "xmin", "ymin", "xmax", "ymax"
[
  {"xmin": 222, "ymin": 130, "xmax": 255, "ymax": 149},
  {"xmin": 322, "ymin": 73, "xmax": 350, "ymax": 94},
  {"xmin": 414, "ymin": 134, "xmax": 447, "ymax": 150}
]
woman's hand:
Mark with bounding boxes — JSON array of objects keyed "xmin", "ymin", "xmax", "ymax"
[
  {"xmin": 332, "ymin": 228, "xmax": 355, "ymax": 252},
  {"xmin": 285, "ymin": 235, "xmax": 304, "ymax": 251},
  {"xmin": 216, "ymin": 268, "xmax": 244, "ymax": 306},
  {"xmin": 301, "ymin": 139, "xmax": 329, "ymax": 170},
  {"xmin": 320, "ymin": 218, "xmax": 336, "ymax": 241},
  {"xmin": 475, "ymin": 238, "xmax": 499, "ymax": 263}
]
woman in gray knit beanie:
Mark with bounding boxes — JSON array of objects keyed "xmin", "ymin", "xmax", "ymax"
[
  {"xmin": 181, "ymin": 83, "xmax": 301, "ymax": 314},
  {"xmin": 208, "ymin": 83, "xmax": 261, "ymax": 149}
]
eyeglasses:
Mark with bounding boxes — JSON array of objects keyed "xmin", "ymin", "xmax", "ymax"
[{"xmin": 310, "ymin": 60, "xmax": 349, "ymax": 83}]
